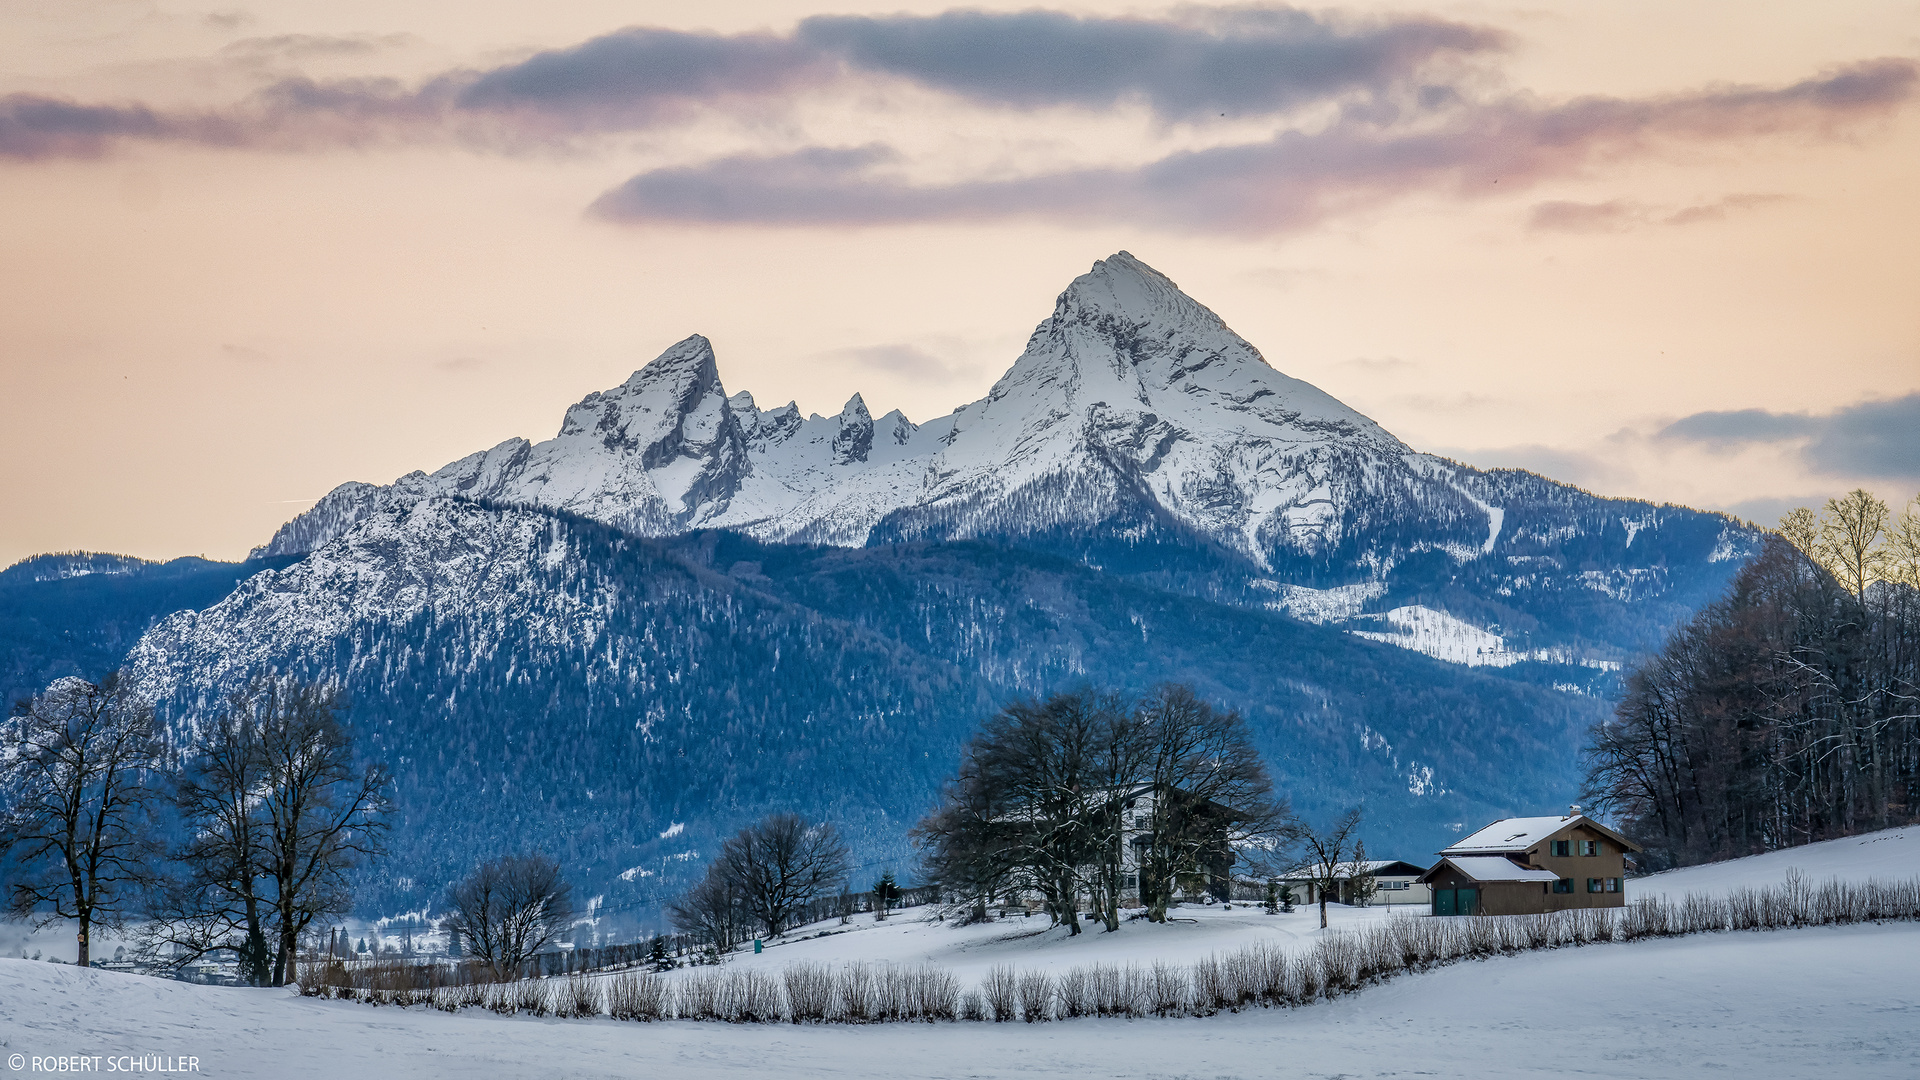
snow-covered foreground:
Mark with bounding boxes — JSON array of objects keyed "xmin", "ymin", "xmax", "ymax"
[
  {"xmin": 9, "ymin": 829, "xmax": 1918, "ymax": 1077},
  {"xmin": 5, "ymin": 922, "xmax": 1917, "ymax": 1078},
  {"xmin": 1634, "ymin": 826, "xmax": 1919, "ymax": 899}
]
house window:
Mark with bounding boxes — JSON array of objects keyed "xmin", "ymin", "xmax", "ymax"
[
  {"xmin": 1551, "ymin": 840, "xmax": 1571, "ymax": 857},
  {"xmin": 1581, "ymin": 840, "xmax": 1599, "ymax": 856},
  {"xmin": 1606, "ymin": 878, "xmax": 1620, "ymax": 893},
  {"xmin": 1379, "ymin": 880, "xmax": 1408, "ymax": 891},
  {"xmin": 1553, "ymin": 878, "xmax": 1573, "ymax": 894},
  {"xmin": 1586, "ymin": 878, "xmax": 1601, "ymax": 893}
]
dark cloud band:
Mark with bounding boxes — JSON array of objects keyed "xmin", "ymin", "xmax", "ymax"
[
  {"xmin": 0, "ymin": 4, "xmax": 1502, "ymax": 160},
  {"xmin": 792, "ymin": 8, "xmax": 1502, "ymax": 119},
  {"xmin": 591, "ymin": 60, "xmax": 1919, "ymax": 233},
  {"xmin": 1661, "ymin": 393, "xmax": 1920, "ymax": 481}
]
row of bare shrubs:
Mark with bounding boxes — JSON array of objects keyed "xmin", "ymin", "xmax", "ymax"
[{"xmin": 299, "ymin": 874, "xmax": 1920, "ymax": 1022}]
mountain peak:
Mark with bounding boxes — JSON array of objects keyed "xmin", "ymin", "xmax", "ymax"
[
  {"xmin": 259, "ymin": 252, "xmax": 1414, "ymax": 563},
  {"xmin": 617, "ymin": 333, "xmax": 719, "ymax": 396},
  {"xmin": 1056, "ymin": 251, "xmax": 1217, "ymax": 331}
]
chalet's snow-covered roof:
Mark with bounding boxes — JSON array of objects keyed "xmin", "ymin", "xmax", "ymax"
[
  {"xmin": 1442, "ymin": 816, "xmax": 1584, "ymax": 854},
  {"xmin": 1430, "ymin": 856, "xmax": 1561, "ymax": 883}
]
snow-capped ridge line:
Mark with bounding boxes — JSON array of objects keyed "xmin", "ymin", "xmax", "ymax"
[{"xmin": 256, "ymin": 252, "xmax": 1440, "ymax": 567}]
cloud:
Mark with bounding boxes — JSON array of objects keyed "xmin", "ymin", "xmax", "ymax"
[
  {"xmin": 592, "ymin": 59, "xmax": 1919, "ymax": 232},
  {"xmin": 1663, "ymin": 192, "xmax": 1790, "ymax": 225},
  {"xmin": 220, "ymin": 344, "xmax": 272, "ymax": 364},
  {"xmin": 452, "ymin": 28, "xmax": 818, "ymax": 127},
  {"xmin": 1527, "ymin": 199, "xmax": 1640, "ymax": 233},
  {"xmin": 825, "ymin": 342, "xmax": 980, "ymax": 383},
  {"xmin": 0, "ymin": 95, "xmax": 171, "ymax": 159},
  {"xmin": 792, "ymin": 7, "xmax": 1503, "ymax": 120},
  {"xmin": 0, "ymin": 5, "xmax": 1501, "ymax": 160},
  {"xmin": 1528, "ymin": 192, "xmax": 1789, "ymax": 232},
  {"xmin": 1659, "ymin": 393, "xmax": 1920, "ymax": 480},
  {"xmin": 219, "ymin": 33, "xmax": 417, "ymax": 62}
]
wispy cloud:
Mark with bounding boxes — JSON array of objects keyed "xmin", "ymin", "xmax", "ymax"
[
  {"xmin": 591, "ymin": 59, "xmax": 1918, "ymax": 233},
  {"xmin": 1528, "ymin": 192, "xmax": 1789, "ymax": 232},
  {"xmin": 1659, "ymin": 393, "xmax": 1920, "ymax": 480},
  {"xmin": 826, "ymin": 343, "xmax": 980, "ymax": 383}
]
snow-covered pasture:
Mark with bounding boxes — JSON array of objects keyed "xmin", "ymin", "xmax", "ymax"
[
  {"xmin": 6, "ymin": 828, "xmax": 1920, "ymax": 1076},
  {"xmin": 6, "ymin": 919, "xmax": 1918, "ymax": 1078},
  {"xmin": 1632, "ymin": 825, "xmax": 1919, "ymax": 899},
  {"xmin": 302, "ymin": 872, "xmax": 1918, "ymax": 1024}
]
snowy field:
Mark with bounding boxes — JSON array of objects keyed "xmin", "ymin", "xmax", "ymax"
[
  {"xmin": 652, "ymin": 900, "xmax": 1421, "ymax": 988},
  {"xmin": 3, "ymin": 921, "xmax": 1916, "ymax": 1078},
  {"xmin": 1633, "ymin": 826, "xmax": 1919, "ymax": 899},
  {"xmin": 5, "ymin": 829, "xmax": 1920, "ymax": 1077}
]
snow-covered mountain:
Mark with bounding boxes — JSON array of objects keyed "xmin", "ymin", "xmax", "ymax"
[
  {"xmin": 259, "ymin": 253, "xmax": 1460, "ymax": 564},
  {"xmin": 254, "ymin": 252, "xmax": 1754, "ymax": 668},
  {"xmin": 90, "ymin": 252, "xmax": 1775, "ymax": 913}
]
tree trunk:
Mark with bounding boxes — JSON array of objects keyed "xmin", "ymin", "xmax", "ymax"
[
  {"xmin": 274, "ymin": 921, "xmax": 299, "ymax": 987},
  {"xmin": 76, "ymin": 914, "xmax": 90, "ymax": 968},
  {"xmin": 1319, "ymin": 893, "xmax": 1329, "ymax": 930}
]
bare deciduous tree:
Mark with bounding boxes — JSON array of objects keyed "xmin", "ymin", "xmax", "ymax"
[
  {"xmin": 1816, "ymin": 489, "xmax": 1891, "ymax": 600},
  {"xmin": 251, "ymin": 679, "xmax": 391, "ymax": 986},
  {"xmin": 0, "ymin": 675, "xmax": 164, "ymax": 967},
  {"xmin": 669, "ymin": 870, "xmax": 754, "ymax": 954},
  {"xmin": 1282, "ymin": 808, "xmax": 1365, "ymax": 929},
  {"xmin": 916, "ymin": 684, "xmax": 1288, "ymax": 931},
  {"xmin": 1134, "ymin": 685, "xmax": 1286, "ymax": 922},
  {"xmin": 145, "ymin": 677, "xmax": 390, "ymax": 986},
  {"xmin": 445, "ymin": 852, "xmax": 575, "ymax": 973},
  {"xmin": 1586, "ymin": 512, "xmax": 1920, "ymax": 867},
  {"xmin": 146, "ymin": 706, "xmax": 275, "ymax": 983},
  {"xmin": 714, "ymin": 813, "xmax": 851, "ymax": 938}
]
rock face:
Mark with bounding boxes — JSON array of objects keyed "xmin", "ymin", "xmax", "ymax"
[{"xmin": 253, "ymin": 251, "xmax": 1755, "ymax": 667}]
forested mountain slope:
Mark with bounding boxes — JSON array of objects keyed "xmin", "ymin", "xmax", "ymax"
[
  {"xmin": 127, "ymin": 499, "xmax": 1606, "ymax": 917},
  {"xmin": 0, "ymin": 551, "xmax": 299, "ymax": 711}
]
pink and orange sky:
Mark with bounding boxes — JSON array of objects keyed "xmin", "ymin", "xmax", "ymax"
[{"xmin": 3, "ymin": 0, "xmax": 1917, "ymax": 566}]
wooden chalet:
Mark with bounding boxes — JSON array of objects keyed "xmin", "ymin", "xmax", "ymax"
[{"xmin": 1417, "ymin": 809, "xmax": 1642, "ymax": 916}]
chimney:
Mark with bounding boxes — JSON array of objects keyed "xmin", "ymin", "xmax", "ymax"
[{"xmin": 1566, "ymin": 804, "xmax": 1581, "ymax": 819}]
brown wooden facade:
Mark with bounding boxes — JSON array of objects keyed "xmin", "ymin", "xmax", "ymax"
[{"xmin": 1419, "ymin": 816, "xmax": 1641, "ymax": 916}]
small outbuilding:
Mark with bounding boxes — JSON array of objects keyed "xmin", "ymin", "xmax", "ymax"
[
  {"xmin": 1418, "ymin": 809, "xmax": 1641, "ymax": 916},
  {"xmin": 1281, "ymin": 859, "xmax": 1432, "ymax": 907}
]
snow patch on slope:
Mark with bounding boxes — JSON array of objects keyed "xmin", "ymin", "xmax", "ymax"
[
  {"xmin": 1346, "ymin": 606, "xmax": 1619, "ymax": 670},
  {"xmin": 1257, "ymin": 580, "xmax": 1386, "ymax": 624}
]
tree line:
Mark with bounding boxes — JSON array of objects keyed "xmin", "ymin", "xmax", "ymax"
[
  {"xmin": 1585, "ymin": 490, "xmax": 1920, "ymax": 869},
  {"xmin": 0, "ymin": 674, "xmax": 392, "ymax": 980},
  {"xmin": 0, "ymin": 672, "xmax": 589, "ymax": 984}
]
